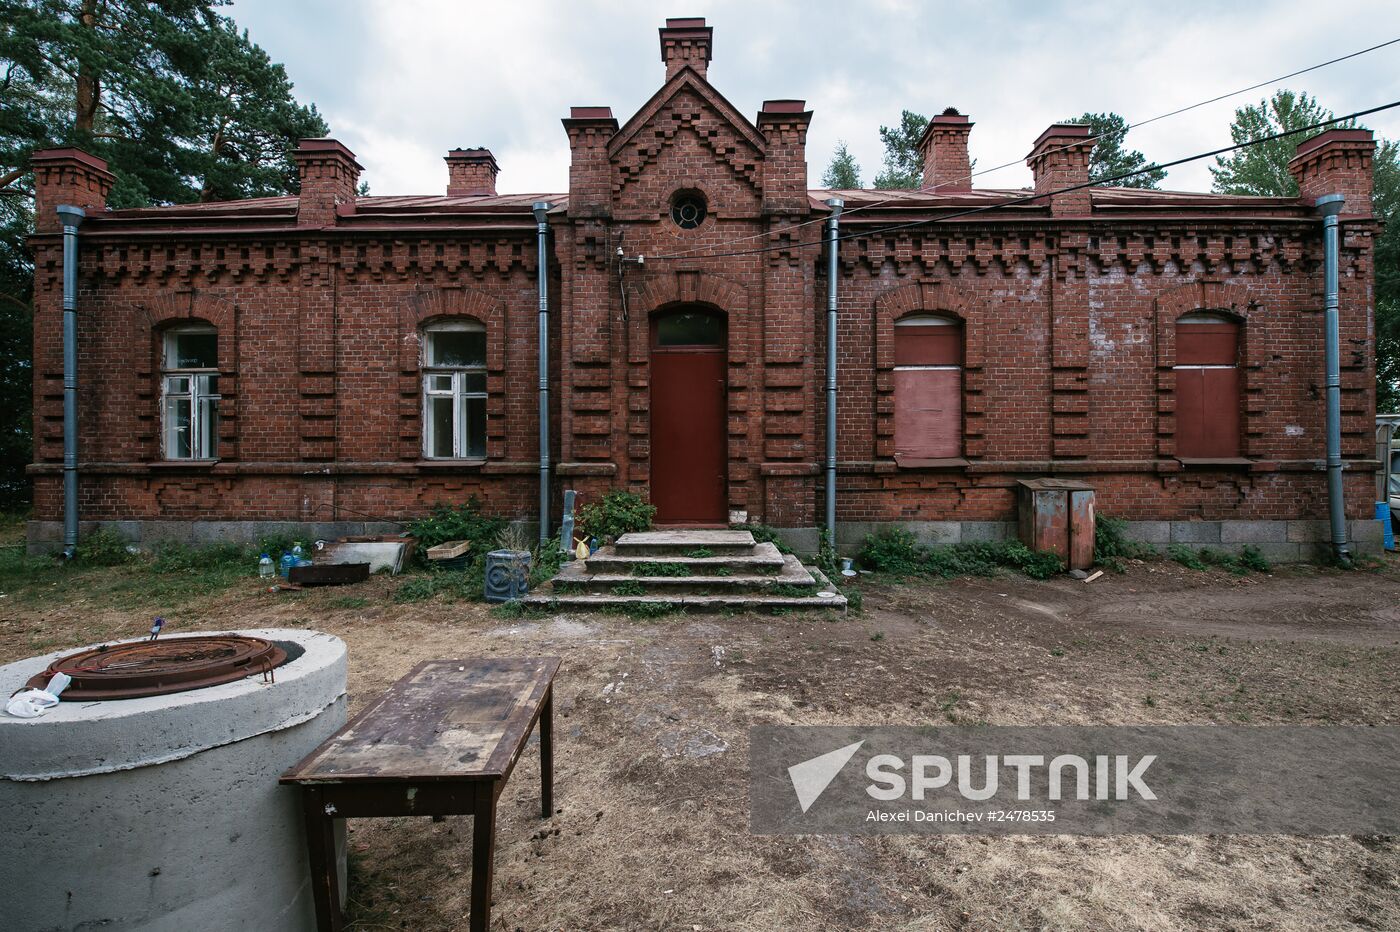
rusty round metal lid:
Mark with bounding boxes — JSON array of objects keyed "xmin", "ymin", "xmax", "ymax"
[{"xmin": 23, "ymin": 635, "xmax": 288, "ymax": 700}]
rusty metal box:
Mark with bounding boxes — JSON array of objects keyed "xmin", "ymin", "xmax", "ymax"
[{"xmin": 1016, "ymin": 479, "xmax": 1095, "ymax": 571}]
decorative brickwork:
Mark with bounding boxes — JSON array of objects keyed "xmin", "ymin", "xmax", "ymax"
[{"xmin": 25, "ymin": 18, "xmax": 1380, "ymax": 556}]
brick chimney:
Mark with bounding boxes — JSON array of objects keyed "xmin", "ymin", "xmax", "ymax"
[
  {"xmin": 292, "ymin": 138, "xmax": 362, "ymax": 227},
  {"xmin": 757, "ymin": 100, "xmax": 812, "ymax": 214},
  {"xmin": 30, "ymin": 148, "xmax": 115, "ymax": 234},
  {"xmin": 1287, "ymin": 128, "xmax": 1375, "ymax": 215},
  {"xmin": 918, "ymin": 108, "xmax": 974, "ymax": 192},
  {"xmin": 445, "ymin": 148, "xmax": 499, "ymax": 197},
  {"xmin": 563, "ymin": 107, "xmax": 619, "ymax": 219},
  {"xmin": 659, "ymin": 17, "xmax": 712, "ymax": 81},
  {"xmin": 1026, "ymin": 123, "xmax": 1095, "ymax": 217}
]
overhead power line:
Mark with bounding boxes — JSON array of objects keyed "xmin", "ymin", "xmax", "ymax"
[
  {"xmin": 648, "ymin": 36, "xmax": 1400, "ymax": 262},
  {"xmin": 643, "ymin": 100, "xmax": 1398, "ymax": 264}
]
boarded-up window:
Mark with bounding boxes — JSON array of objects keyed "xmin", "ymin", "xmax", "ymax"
[
  {"xmin": 1175, "ymin": 312, "xmax": 1241, "ymax": 458},
  {"xmin": 894, "ymin": 315, "xmax": 963, "ymax": 460}
]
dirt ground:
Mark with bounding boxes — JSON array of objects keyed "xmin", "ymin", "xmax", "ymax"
[{"xmin": 3, "ymin": 543, "xmax": 1399, "ymax": 931}]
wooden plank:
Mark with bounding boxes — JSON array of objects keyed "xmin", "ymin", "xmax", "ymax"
[{"xmin": 282, "ymin": 657, "xmax": 561, "ymax": 784}]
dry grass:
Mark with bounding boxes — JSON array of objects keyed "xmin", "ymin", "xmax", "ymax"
[{"xmin": 2, "ymin": 550, "xmax": 1399, "ymax": 930}]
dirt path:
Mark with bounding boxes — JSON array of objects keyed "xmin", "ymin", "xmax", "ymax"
[{"xmin": 2, "ymin": 559, "xmax": 1398, "ymax": 930}]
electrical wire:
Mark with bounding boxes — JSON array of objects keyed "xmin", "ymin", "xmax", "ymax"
[
  {"xmin": 646, "ymin": 36, "xmax": 1400, "ymax": 262},
  {"xmin": 641, "ymin": 100, "xmax": 1399, "ymax": 263}
]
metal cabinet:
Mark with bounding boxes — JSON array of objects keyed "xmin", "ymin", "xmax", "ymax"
[{"xmin": 1017, "ymin": 478, "xmax": 1095, "ymax": 571}]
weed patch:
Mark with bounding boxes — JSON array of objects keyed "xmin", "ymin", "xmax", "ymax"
[
  {"xmin": 859, "ymin": 529, "xmax": 1063, "ymax": 580},
  {"xmin": 1168, "ymin": 543, "xmax": 1271, "ymax": 574},
  {"xmin": 577, "ymin": 490, "xmax": 655, "ymax": 542},
  {"xmin": 635, "ymin": 561, "xmax": 688, "ymax": 577}
]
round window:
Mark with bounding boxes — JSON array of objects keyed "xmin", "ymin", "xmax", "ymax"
[{"xmin": 670, "ymin": 191, "xmax": 707, "ymax": 230}]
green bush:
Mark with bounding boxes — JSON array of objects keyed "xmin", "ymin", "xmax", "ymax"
[
  {"xmin": 1237, "ymin": 544, "xmax": 1272, "ymax": 573},
  {"xmin": 1095, "ymin": 515, "xmax": 1157, "ymax": 569},
  {"xmin": 409, "ymin": 499, "xmax": 507, "ymax": 555},
  {"xmin": 576, "ymin": 489, "xmax": 655, "ymax": 542},
  {"xmin": 76, "ymin": 528, "xmax": 137, "ymax": 566},
  {"xmin": 529, "ymin": 537, "xmax": 564, "ymax": 587},
  {"xmin": 1168, "ymin": 543, "xmax": 1271, "ymax": 574},
  {"xmin": 859, "ymin": 529, "xmax": 1064, "ymax": 581},
  {"xmin": 859, "ymin": 528, "xmax": 925, "ymax": 575},
  {"xmin": 737, "ymin": 523, "xmax": 794, "ymax": 554}
]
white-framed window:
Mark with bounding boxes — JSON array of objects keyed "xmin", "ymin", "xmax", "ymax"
[
  {"xmin": 161, "ymin": 325, "xmax": 220, "ymax": 460},
  {"xmin": 422, "ymin": 320, "xmax": 487, "ymax": 459}
]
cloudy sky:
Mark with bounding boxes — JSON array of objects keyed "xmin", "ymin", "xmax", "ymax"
[{"xmin": 226, "ymin": 0, "xmax": 1400, "ymax": 197}]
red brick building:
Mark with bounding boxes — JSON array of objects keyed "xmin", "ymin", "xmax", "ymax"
[{"xmin": 27, "ymin": 18, "xmax": 1383, "ymax": 560}]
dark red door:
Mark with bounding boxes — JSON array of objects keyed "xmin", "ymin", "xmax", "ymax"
[{"xmin": 651, "ymin": 312, "xmax": 727, "ymax": 525}]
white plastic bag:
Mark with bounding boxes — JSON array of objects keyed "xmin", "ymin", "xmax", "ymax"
[{"xmin": 5, "ymin": 672, "xmax": 72, "ymax": 719}]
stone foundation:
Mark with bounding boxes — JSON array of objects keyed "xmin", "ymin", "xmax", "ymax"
[
  {"xmin": 30, "ymin": 517, "xmax": 1385, "ymax": 562},
  {"xmin": 777, "ymin": 519, "xmax": 1385, "ymax": 563}
]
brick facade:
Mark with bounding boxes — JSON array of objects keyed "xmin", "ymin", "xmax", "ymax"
[{"xmin": 27, "ymin": 18, "xmax": 1381, "ymax": 558}]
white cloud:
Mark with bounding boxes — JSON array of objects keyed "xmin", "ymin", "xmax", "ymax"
[{"xmin": 229, "ymin": 0, "xmax": 1400, "ymax": 195}]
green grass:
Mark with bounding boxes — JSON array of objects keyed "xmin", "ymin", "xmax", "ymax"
[
  {"xmin": 683, "ymin": 547, "xmax": 713, "ymax": 559},
  {"xmin": 328, "ymin": 595, "xmax": 370, "ymax": 610},
  {"xmin": 0, "ymin": 537, "xmax": 257, "ymax": 613},
  {"xmin": 1168, "ymin": 543, "xmax": 1271, "ymax": 575},
  {"xmin": 634, "ymin": 561, "xmax": 689, "ymax": 577},
  {"xmin": 610, "ymin": 580, "xmax": 647, "ymax": 596},
  {"xmin": 859, "ymin": 529, "xmax": 1063, "ymax": 580}
]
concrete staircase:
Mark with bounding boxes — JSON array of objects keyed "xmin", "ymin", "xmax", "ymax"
[{"xmin": 522, "ymin": 529, "xmax": 847, "ymax": 613}]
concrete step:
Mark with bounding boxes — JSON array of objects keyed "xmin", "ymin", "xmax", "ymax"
[
  {"xmin": 555, "ymin": 553, "xmax": 815, "ymax": 594},
  {"xmin": 518, "ymin": 592, "xmax": 847, "ymax": 612},
  {"xmin": 521, "ymin": 564, "xmax": 847, "ymax": 613},
  {"xmin": 613, "ymin": 529, "xmax": 756, "ymax": 556},
  {"xmin": 583, "ymin": 541, "xmax": 787, "ymax": 576}
]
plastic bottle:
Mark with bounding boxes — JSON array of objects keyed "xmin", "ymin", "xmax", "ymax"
[
  {"xmin": 279, "ymin": 548, "xmax": 297, "ymax": 578},
  {"xmin": 259, "ymin": 553, "xmax": 274, "ymax": 579}
]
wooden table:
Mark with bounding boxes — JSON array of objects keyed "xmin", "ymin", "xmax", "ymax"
[{"xmin": 281, "ymin": 656, "xmax": 560, "ymax": 932}]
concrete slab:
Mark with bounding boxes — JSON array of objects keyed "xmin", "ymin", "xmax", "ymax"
[
  {"xmin": 1287, "ymin": 520, "xmax": 1331, "ymax": 543},
  {"xmin": 619, "ymin": 529, "xmax": 754, "ymax": 546},
  {"xmin": 1220, "ymin": 520, "xmax": 1288, "ymax": 543},
  {"xmin": 960, "ymin": 521, "xmax": 1017, "ymax": 543},
  {"xmin": 1122, "ymin": 521, "xmax": 1170, "ymax": 544},
  {"xmin": 1170, "ymin": 521, "xmax": 1221, "ymax": 543}
]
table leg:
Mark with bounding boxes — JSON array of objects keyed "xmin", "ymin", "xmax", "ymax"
[
  {"xmin": 470, "ymin": 785, "xmax": 497, "ymax": 932},
  {"xmin": 540, "ymin": 685, "xmax": 554, "ymax": 818},
  {"xmin": 301, "ymin": 786, "xmax": 343, "ymax": 932}
]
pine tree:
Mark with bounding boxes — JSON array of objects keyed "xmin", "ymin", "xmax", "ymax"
[
  {"xmin": 873, "ymin": 110, "xmax": 928, "ymax": 190},
  {"xmin": 0, "ymin": 0, "xmax": 328, "ymax": 506},
  {"xmin": 821, "ymin": 141, "xmax": 861, "ymax": 189},
  {"xmin": 1068, "ymin": 112, "xmax": 1165, "ymax": 188},
  {"xmin": 1210, "ymin": 90, "xmax": 1347, "ymax": 196}
]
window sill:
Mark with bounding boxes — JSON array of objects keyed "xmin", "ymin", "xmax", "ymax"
[
  {"xmin": 894, "ymin": 456, "xmax": 970, "ymax": 470},
  {"xmin": 417, "ymin": 458, "xmax": 487, "ymax": 469},
  {"xmin": 1176, "ymin": 457, "xmax": 1253, "ymax": 469},
  {"xmin": 150, "ymin": 459, "xmax": 220, "ymax": 469}
]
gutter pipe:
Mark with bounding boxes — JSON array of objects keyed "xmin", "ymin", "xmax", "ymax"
[
  {"xmin": 1317, "ymin": 193, "xmax": 1351, "ymax": 566},
  {"xmin": 58, "ymin": 205, "xmax": 85, "ymax": 560},
  {"xmin": 824, "ymin": 198, "xmax": 844, "ymax": 549},
  {"xmin": 533, "ymin": 202, "xmax": 552, "ymax": 547}
]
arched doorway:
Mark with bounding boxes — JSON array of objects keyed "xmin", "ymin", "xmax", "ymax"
[{"xmin": 650, "ymin": 307, "xmax": 727, "ymax": 525}]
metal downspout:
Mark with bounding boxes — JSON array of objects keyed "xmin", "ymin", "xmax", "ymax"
[
  {"xmin": 824, "ymin": 198, "xmax": 844, "ymax": 549},
  {"xmin": 533, "ymin": 202, "xmax": 552, "ymax": 547},
  {"xmin": 1318, "ymin": 193, "xmax": 1351, "ymax": 566},
  {"xmin": 58, "ymin": 205, "xmax": 85, "ymax": 559}
]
